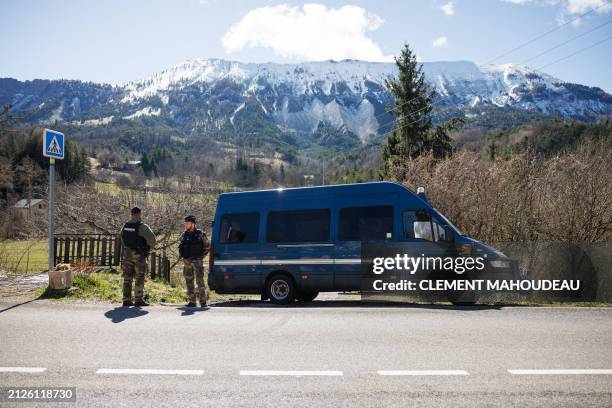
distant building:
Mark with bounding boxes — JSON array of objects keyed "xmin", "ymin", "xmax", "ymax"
[
  {"xmin": 111, "ymin": 160, "xmax": 141, "ymax": 172},
  {"xmin": 13, "ymin": 198, "xmax": 46, "ymax": 210}
]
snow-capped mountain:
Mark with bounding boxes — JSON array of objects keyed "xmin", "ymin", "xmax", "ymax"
[{"xmin": 2, "ymin": 58, "xmax": 610, "ymax": 143}]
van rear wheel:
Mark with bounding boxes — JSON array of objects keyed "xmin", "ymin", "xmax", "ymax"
[
  {"xmin": 296, "ymin": 291, "xmax": 319, "ymax": 302},
  {"xmin": 267, "ymin": 274, "xmax": 296, "ymax": 305}
]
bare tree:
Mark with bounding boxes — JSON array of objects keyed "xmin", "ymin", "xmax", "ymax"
[{"xmin": 396, "ymin": 142, "xmax": 612, "ymax": 244}]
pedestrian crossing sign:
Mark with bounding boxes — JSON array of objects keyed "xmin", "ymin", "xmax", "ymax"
[{"xmin": 43, "ymin": 129, "xmax": 65, "ymax": 159}]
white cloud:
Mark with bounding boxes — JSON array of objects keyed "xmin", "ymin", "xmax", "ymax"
[
  {"xmin": 221, "ymin": 4, "xmax": 392, "ymax": 62},
  {"xmin": 501, "ymin": 0, "xmax": 612, "ymax": 14},
  {"xmin": 565, "ymin": 0, "xmax": 612, "ymax": 14},
  {"xmin": 432, "ymin": 36, "xmax": 448, "ymax": 47},
  {"xmin": 440, "ymin": 1, "xmax": 455, "ymax": 16}
]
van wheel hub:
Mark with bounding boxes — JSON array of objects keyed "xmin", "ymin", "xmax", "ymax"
[{"xmin": 270, "ymin": 279, "xmax": 289, "ymax": 300}]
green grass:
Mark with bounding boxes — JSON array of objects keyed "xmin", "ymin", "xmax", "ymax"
[
  {"xmin": 0, "ymin": 240, "xmax": 48, "ymax": 275},
  {"xmin": 38, "ymin": 271, "xmax": 187, "ymax": 304},
  {"xmin": 94, "ymin": 181, "xmax": 123, "ymax": 194}
]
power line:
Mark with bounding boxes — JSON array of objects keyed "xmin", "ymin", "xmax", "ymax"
[
  {"xmin": 484, "ymin": 0, "xmax": 612, "ymax": 65},
  {"xmin": 379, "ymin": 29, "xmax": 611, "ymax": 138},
  {"xmin": 378, "ymin": 28, "xmax": 612, "ymax": 140},
  {"xmin": 380, "ymin": 28, "xmax": 612, "ymax": 137},
  {"xmin": 382, "ymin": 35, "xmax": 612, "ymax": 137},
  {"xmin": 536, "ymin": 33, "xmax": 612, "ymax": 70},
  {"xmin": 376, "ymin": 100, "xmax": 432, "ymax": 129},
  {"xmin": 379, "ymin": 35, "xmax": 612, "ymax": 139},
  {"xmin": 356, "ymin": 2, "xmax": 612, "ymax": 143},
  {"xmin": 376, "ymin": 101, "xmax": 456, "ymax": 141},
  {"xmin": 372, "ymin": 91, "xmax": 428, "ymax": 122},
  {"xmin": 519, "ymin": 19, "xmax": 612, "ymax": 65},
  {"xmin": 371, "ymin": 1, "xmax": 611, "ymax": 121}
]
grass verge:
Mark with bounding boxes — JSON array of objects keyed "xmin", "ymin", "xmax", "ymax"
[
  {"xmin": 0, "ymin": 240, "xmax": 48, "ymax": 275},
  {"xmin": 38, "ymin": 271, "xmax": 187, "ymax": 304}
]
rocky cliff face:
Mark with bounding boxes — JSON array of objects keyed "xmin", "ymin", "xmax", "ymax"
[{"xmin": 2, "ymin": 58, "xmax": 610, "ymax": 143}]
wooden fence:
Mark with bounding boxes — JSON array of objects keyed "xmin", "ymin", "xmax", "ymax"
[
  {"xmin": 53, "ymin": 234, "xmax": 170, "ymax": 282},
  {"xmin": 149, "ymin": 251, "xmax": 171, "ymax": 282}
]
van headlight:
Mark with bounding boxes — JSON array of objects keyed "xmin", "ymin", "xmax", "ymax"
[{"xmin": 489, "ymin": 260, "xmax": 510, "ymax": 269}]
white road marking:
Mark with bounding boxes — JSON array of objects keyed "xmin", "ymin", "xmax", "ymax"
[
  {"xmin": 378, "ymin": 370, "xmax": 469, "ymax": 376},
  {"xmin": 0, "ymin": 367, "xmax": 46, "ymax": 373},
  {"xmin": 96, "ymin": 368, "xmax": 203, "ymax": 375},
  {"xmin": 240, "ymin": 370, "xmax": 343, "ymax": 376},
  {"xmin": 508, "ymin": 369, "xmax": 612, "ymax": 375}
]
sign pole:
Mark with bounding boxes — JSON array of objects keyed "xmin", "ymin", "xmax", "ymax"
[
  {"xmin": 42, "ymin": 128, "xmax": 65, "ymax": 271},
  {"xmin": 48, "ymin": 158, "xmax": 56, "ymax": 270}
]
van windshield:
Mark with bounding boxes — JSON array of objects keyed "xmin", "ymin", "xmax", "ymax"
[{"xmin": 433, "ymin": 210, "xmax": 463, "ymax": 236}]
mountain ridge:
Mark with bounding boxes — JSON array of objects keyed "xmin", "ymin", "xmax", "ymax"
[{"xmin": 1, "ymin": 58, "xmax": 610, "ymax": 145}]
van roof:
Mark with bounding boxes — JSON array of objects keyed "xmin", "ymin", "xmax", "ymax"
[{"xmin": 218, "ymin": 181, "xmax": 415, "ymax": 203}]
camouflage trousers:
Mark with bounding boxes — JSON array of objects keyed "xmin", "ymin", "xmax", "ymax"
[
  {"xmin": 184, "ymin": 258, "xmax": 207, "ymax": 305},
  {"xmin": 122, "ymin": 249, "xmax": 147, "ymax": 302}
]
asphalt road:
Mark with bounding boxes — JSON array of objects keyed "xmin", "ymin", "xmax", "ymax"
[{"xmin": 0, "ymin": 299, "xmax": 611, "ymax": 407}]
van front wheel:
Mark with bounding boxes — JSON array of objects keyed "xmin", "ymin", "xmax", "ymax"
[{"xmin": 267, "ymin": 274, "xmax": 296, "ymax": 305}]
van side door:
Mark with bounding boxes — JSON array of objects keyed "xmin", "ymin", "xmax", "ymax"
[
  {"xmin": 258, "ymin": 207, "xmax": 335, "ymax": 292},
  {"xmin": 334, "ymin": 194, "xmax": 398, "ymax": 291}
]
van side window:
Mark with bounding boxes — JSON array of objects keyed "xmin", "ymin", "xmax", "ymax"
[
  {"xmin": 403, "ymin": 210, "xmax": 447, "ymax": 242},
  {"xmin": 266, "ymin": 209, "xmax": 330, "ymax": 243},
  {"xmin": 338, "ymin": 206, "xmax": 394, "ymax": 241},
  {"xmin": 220, "ymin": 212, "xmax": 260, "ymax": 244}
]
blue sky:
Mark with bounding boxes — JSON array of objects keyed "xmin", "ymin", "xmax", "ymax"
[{"xmin": 2, "ymin": 0, "xmax": 611, "ymax": 91}]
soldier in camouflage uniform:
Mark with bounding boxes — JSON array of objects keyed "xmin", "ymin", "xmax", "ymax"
[
  {"xmin": 179, "ymin": 215, "xmax": 210, "ymax": 307},
  {"xmin": 120, "ymin": 207, "xmax": 156, "ymax": 307}
]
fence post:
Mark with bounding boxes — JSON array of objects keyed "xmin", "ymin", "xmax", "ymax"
[
  {"xmin": 164, "ymin": 257, "xmax": 170, "ymax": 282},
  {"xmin": 107, "ymin": 238, "xmax": 112, "ymax": 266},
  {"xmin": 52, "ymin": 236, "xmax": 58, "ymax": 267},
  {"xmin": 95, "ymin": 236, "xmax": 101, "ymax": 265},
  {"xmin": 56, "ymin": 237, "xmax": 61, "ymax": 265},
  {"xmin": 162, "ymin": 249, "xmax": 168, "ymax": 282},
  {"xmin": 88, "ymin": 238, "xmax": 95, "ymax": 264},
  {"xmin": 150, "ymin": 252, "xmax": 157, "ymax": 279},
  {"xmin": 71, "ymin": 238, "xmax": 76, "ymax": 264},
  {"xmin": 63, "ymin": 237, "xmax": 70, "ymax": 263},
  {"xmin": 100, "ymin": 237, "xmax": 107, "ymax": 266},
  {"xmin": 113, "ymin": 237, "xmax": 122, "ymax": 266},
  {"xmin": 158, "ymin": 254, "xmax": 163, "ymax": 282},
  {"xmin": 76, "ymin": 238, "xmax": 83, "ymax": 261}
]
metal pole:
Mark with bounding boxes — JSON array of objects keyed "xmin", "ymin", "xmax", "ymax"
[
  {"xmin": 322, "ymin": 161, "xmax": 325, "ymax": 185},
  {"xmin": 48, "ymin": 158, "xmax": 55, "ymax": 270}
]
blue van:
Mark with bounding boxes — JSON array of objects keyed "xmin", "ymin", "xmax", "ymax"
[{"xmin": 208, "ymin": 182, "xmax": 515, "ymax": 304}]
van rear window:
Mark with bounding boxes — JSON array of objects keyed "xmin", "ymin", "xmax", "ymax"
[
  {"xmin": 219, "ymin": 212, "xmax": 260, "ymax": 244},
  {"xmin": 266, "ymin": 209, "xmax": 330, "ymax": 243},
  {"xmin": 339, "ymin": 206, "xmax": 394, "ymax": 241}
]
